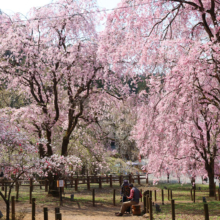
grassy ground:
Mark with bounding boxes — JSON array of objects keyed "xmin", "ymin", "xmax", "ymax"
[
  {"xmin": 0, "ymin": 181, "xmax": 220, "ymax": 219},
  {"xmin": 151, "ymin": 183, "xmax": 220, "ymax": 219}
]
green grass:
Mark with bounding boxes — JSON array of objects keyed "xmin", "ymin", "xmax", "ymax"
[
  {"xmin": 145, "ymin": 183, "xmax": 220, "ymax": 219},
  {"xmin": 0, "ymin": 181, "xmax": 220, "ymax": 219}
]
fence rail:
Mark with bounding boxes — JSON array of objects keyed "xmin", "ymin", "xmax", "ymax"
[{"xmin": 0, "ymin": 174, "xmax": 147, "ymax": 193}]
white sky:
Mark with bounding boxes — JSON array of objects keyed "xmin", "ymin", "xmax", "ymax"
[{"xmin": 1, "ymin": 0, "xmax": 121, "ymax": 15}]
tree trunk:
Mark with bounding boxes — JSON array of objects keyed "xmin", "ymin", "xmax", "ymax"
[
  {"xmin": 39, "ymin": 143, "xmax": 46, "ymax": 158},
  {"xmin": 6, "ymin": 200, "xmax": 9, "ymax": 220},
  {"xmin": 48, "ymin": 173, "xmax": 59, "ymax": 197},
  {"xmin": 0, "ymin": 187, "xmax": 10, "ymax": 220},
  {"xmin": 206, "ymin": 159, "xmax": 215, "ymax": 197},
  {"xmin": 46, "ymin": 130, "xmax": 53, "ymax": 156},
  {"xmin": 61, "ymin": 136, "xmax": 69, "ymax": 156},
  {"xmin": 208, "ymin": 172, "xmax": 215, "ymax": 197}
]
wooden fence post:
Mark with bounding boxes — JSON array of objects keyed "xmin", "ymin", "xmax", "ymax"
[
  {"xmin": 59, "ymin": 187, "xmax": 63, "ymax": 206},
  {"xmin": 71, "ymin": 175, "xmax": 73, "ymax": 188},
  {"xmin": 32, "ymin": 198, "xmax": 36, "ymax": 220},
  {"xmin": 204, "ymin": 203, "xmax": 209, "ymax": 220},
  {"xmin": 218, "ymin": 188, "xmax": 220, "ymax": 201},
  {"xmin": 11, "ymin": 196, "xmax": 15, "ymax": 220},
  {"xmin": 162, "ymin": 189, "xmax": 164, "ymax": 205},
  {"xmin": 154, "ymin": 190, "xmax": 156, "ymax": 201},
  {"xmin": 93, "ymin": 189, "xmax": 95, "ymax": 207},
  {"xmin": 30, "ymin": 178, "xmax": 33, "ymax": 192},
  {"xmin": 110, "ymin": 175, "xmax": 113, "ymax": 188},
  {"xmin": 30, "ymin": 180, "xmax": 33, "ymax": 204},
  {"xmin": 148, "ymin": 197, "xmax": 153, "ymax": 220},
  {"xmin": 143, "ymin": 193, "xmax": 147, "ymax": 213},
  {"xmin": 43, "ymin": 207, "xmax": 48, "ymax": 220},
  {"xmin": 45, "ymin": 180, "xmax": 48, "ymax": 192},
  {"xmin": 193, "ymin": 187, "xmax": 196, "ymax": 203},
  {"xmin": 171, "ymin": 189, "xmax": 173, "ymax": 200},
  {"xmin": 171, "ymin": 199, "xmax": 175, "ymax": 220},
  {"xmin": 168, "ymin": 189, "xmax": 170, "ymax": 201},
  {"xmin": 87, "ymin": 176, "xmax": 90, "ymax": 190},
  {"xmin": 214, "ymin": 183, "xmax": 217, "ymax": 200},
  {"xmin": 99, "ymin": 176, "xmax": 102, "ymax": 189},
  {"xmin": 143, "ymin": 190, "xmax": 149, "ymax": 213},
  {"xmin": 55, "ymin": 207, "xmax": 60, "ymax": 220},
  {"xmin": 16, "ymin": 182, "xmax": 19, "ymax": 201},
  {"xmin": 106, "ymin": 174, "xmax": 108, "ymax": 183},
  {"xmin": 140, "ymin": 189, "xmax": 142, "ymax": 202},
  {"xmin": 137, "ymin": 174, "xmax": 140, "ymax": 185},
  {"xmin": 75, "ymin": 179, "xmax": 78, "ymax": 191},
  {"xmin": 113, "ymin": 189, "xmax": 116, "ymax": 206},
  {"xmin": 146, "ymin": 174, "xmax": 148, "ymax": 184},
  {"xmin": 149, "ymin": 190, "xmax": 152, "ymax": 198},
  {"xmin": 190, "ymin": 189, "xmax": 192, "ymax": 201},
  {"xmin": 146, "ymin": 195, "xmax": 149, "ymax": 213},
  {"xmin": 56, "ymin": 213, "xmax": 62, "ymax": 220}
]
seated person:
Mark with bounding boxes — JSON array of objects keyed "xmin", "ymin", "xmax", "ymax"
[
  {"xmin": 120, "ymin": 180, "xmax": 130, "ymax": 213},
  {"xmin": 116, "ymin": 184, "xmax": 142, "ymax": 216}
]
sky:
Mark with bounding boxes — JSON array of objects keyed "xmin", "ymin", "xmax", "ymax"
[{"xmin": 1, "ymin": 0, "xmax": 121, "ymax": 15}]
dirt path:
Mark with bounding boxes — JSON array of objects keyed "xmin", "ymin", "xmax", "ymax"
[{"xmin": 0, "ymin": 200, "xmax": 144, "ymax": 220}]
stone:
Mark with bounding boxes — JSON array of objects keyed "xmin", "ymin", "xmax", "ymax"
[
  {"xmin": 71, "ymin": 194, "xmax": 74, "ymax": 201},
  {"xmin": 155, "ymin": 204, "xmax": 161, "ymax": 212}
]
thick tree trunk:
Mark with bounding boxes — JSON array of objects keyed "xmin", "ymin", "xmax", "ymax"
[
  {"xmin": 39, "ymin": 143, "xmax": 46, "ymax": 158},
  {"xmin": 206, "ymin": 159, "xmax": 215, "ymax": 197},
  {"xmin": 61, "ymin": 136, "xmax": 69, "ymax": 156},
  {"xmin": 48, "ymin": 173, "xmax": 59, "ymax": 197},
  {"xmin": 208, "ymin": 172, "xmax": 215, "ymax": 197},
  {"xmin": 46, "ymin": 130, "xmax": 53, "ymax": 156}
]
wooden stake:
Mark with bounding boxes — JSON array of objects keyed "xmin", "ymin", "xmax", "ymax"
[
  {"xmin": 93, "ymin": 189, "xmax": 95, "ymax": 207},
  {"xmin": 56, "ymin": 213, "xmax": 62, "ymax": 220},
  {"xmin": 11, "ymin": 196, "xmax": 15, "ymax": 220},
  {"xmin": 171, "ymin": 199, "xmax": 175, "ymax": 220},
  {"xmin": 45, "ymin": 180, "xmax": 48, "ymax": 192},
  {"xmin": 148, "ymin": 197, "xmax": 153, "ymax": 220},
  {"xmin": 99, "ymin": 176, "xmax": 102, "ymax": 189},
  {"xmin": 138, "ymin": 174, "xmax": 140, "ymax": 185},
  {"xmin": 113, "ymin": 189, "xmax": 116, "ymax": 206},
  {"xmin": 204, "ymin": 203, "xmax": 209, "ymax": 220},
  {"xmin": 32, "ymin": 198, "xmax": 36, "ymax": 220},
  {"xmin": 87, "ymin": 176, "xmax": 90, "ymax": 190},
  {"xmin": 162, "ymin": 189, "xmax": 164, "ymax": 205},
  {"xmin": 43, "ymin": 207, "xmax": 48, "ymax": 220},
  {"xmin": 75, "ymin": 179, "xmax": 78, "ymax": 191},
  {"xmin": 55, "ymin": 207, "xmax": 60, "ymax": 220},
  {"xmin": 193, "ymin": 187, "xmax": 195, "ymax": 203}
]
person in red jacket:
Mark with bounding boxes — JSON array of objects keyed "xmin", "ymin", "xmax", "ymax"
[{"xmin": 115, "ymin": 184, "xmax": 142, "ymax": 216}]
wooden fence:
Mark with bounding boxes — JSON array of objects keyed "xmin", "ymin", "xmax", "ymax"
[{"xmin": 0, "ymin": 174, "xmax": 148, "ymax": 201}]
